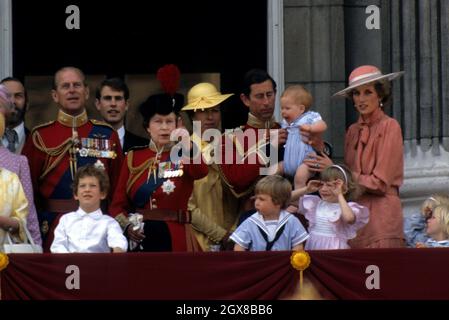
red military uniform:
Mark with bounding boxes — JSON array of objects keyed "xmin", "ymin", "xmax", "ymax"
[
  {"xmin": 109, "ymin": 142, "xmax": 208, "ymax": 252},
  {"xmin": 22, "ymin": 109, "xmax": 123, "ymax": 250},
  {"xmin": 219, "ymin": 113, "xmax": 281, "ymax": 196}
]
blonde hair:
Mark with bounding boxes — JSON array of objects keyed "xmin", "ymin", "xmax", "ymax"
[
  {"xmin": 421, "ymin": 194, "xmax": 449, "ymax": 213},
  {"xmin": 281, "ymin": 85, "xmax": 313, "ymax": 111},
  {"xmin": 432, "ymin": 205, "xmax": 449, "ymax": 236},
  {"xmin": 320, "ymin": 164, "xmax": 361, "ymax": 201},
  {"xmin": 255, "ymin": 175, "xmax": 292, "ymax": 209}
]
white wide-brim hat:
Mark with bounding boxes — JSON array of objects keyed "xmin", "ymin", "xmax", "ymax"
[
  {"xmin": 181, "ymin": 82, "xmax": 234, "ymax": 111},
  {"xmin": 333, "ymin": 65, "xmax": 404, "ymax": 98}
]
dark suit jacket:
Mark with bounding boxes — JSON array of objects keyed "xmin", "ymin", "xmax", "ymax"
[{"xmin": 123, "ymin": 130, "xmax": 149, "ymax": 154}]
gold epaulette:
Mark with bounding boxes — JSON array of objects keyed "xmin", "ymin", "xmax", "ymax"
[
  {"xmin": 89, "ymin": 119, "xmax": 114, "ymax": 130},
  {"xmin": 30, "ymin": 120, "xmax": 55, "ymax": 133}
]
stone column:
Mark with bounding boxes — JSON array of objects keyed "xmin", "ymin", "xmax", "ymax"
[
  {"xmin": 0, "ymin": 0, "xmax": 13, "ymax": 79},
  {"xmin": 283, "ymin": 0, "xmax": 347, "ymax": 157},
  {"xmin": 387, "ymin": 0, "xmax": 449, "ymax": 215}
]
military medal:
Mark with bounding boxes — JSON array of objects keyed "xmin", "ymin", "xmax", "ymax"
[
  {"xmin": 161, "ymin": 160, "xmax": 184, "ymax": 178},
  {"xmin": 162, "ymin": 179, "xmax": 176, "ymax": 195},
  {"xmin": 158, "ymin": 161, "xmax": 171, "ymax": 178},
  {"xmin": 77, "ymin": 137, "xmax": 117, "ymax": 159}
]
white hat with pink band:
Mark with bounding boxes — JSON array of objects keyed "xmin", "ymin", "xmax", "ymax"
[{"xmin": 333, "ymin": 65, "xmax": 404, "ymax": 98}]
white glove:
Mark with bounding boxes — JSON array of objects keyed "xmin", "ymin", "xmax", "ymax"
[{"xmin": 128, "ymin": 213, "xmax": 144, "ymax": 250}]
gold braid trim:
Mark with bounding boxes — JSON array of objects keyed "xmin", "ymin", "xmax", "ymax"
[
  {"xmin": 32, "ymin": 130, "xmax": 73, "ymax": 180},
  {"xmin": 246, "ymin": 113, "xmax": 277, "ymax": 129},
  {"xmin": 125, "ymin": 150, "xmax": 157, "ymax": 194},
  {"xmin": 215, "ymin": 163, "xmax": 256, "ymax": 199}
]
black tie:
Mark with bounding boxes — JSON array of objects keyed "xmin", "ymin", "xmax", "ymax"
[{"xmin": 5, "ymin": 128, "xmax": 18, "ymax": 153}]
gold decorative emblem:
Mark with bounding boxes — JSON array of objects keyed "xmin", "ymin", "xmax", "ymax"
[
  {"xmin": 291, "ymin": 250, "xmax": 311, "ymax": 271},
  {"xmin": 291, "ymin": 250, "xmax": 311, "ymax": 293},
  {"xmin": 0, "ymin": 253, "xmax": 9, "ymax": 271}
]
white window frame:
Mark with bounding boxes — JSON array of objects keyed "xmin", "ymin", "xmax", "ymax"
[
  {"xmin": 267, "ymin": 0, "xmax": 284, "ymax": 121},
  {"xmin": 0, "ymin": 0, "xmax": 13, "ymax": 79}
]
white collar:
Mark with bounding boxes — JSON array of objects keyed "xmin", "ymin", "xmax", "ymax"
[
  {"xmin": 117, "ymin": 125, "xmax": 125, "ymax": 137},
  {"xmin": 75, "ymin": 207, "xmax": 103, "ymax": 220},
  {"xmin": 251, "ymin": 210, "xmax": 291, "ymax": 234},
  {"xmin": 14, "ymin": 122, "xmax": 26, "ymax": 140},
  {"xmin": 1, "ymin": 122, "xmax": 26, "ymax": 147},
  {"xmin": 117, "ymin": 125, "xmax": 125, "ymax": 148}
]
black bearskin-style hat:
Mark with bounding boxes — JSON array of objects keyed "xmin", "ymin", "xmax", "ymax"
[
  {"xmin": 139, "ymin": 64, "xmax": 184, "ymax": 122},
  {"xmin": 139, "ymin": 92, "xmax": 184, "ymax": 121}
]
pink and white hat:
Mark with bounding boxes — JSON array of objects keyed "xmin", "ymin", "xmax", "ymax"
[{"xmin": 333, "ymin": 65, "xmax": 404, "ymax": 98}]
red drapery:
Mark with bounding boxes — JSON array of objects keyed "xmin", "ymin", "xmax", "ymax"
[{"xmin": 1, "ymin": 249, "xmax": 449, "ymax": 300}]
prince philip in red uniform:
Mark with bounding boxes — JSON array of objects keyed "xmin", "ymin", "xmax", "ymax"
[{"xmin": 22, "ymin": 67, "xmax": 123, "ymax": 251}]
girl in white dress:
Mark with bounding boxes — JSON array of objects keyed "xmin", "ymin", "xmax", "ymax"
[{"xmin": 292, "ymin": 164, "xmax": 369, "ymax": 250}]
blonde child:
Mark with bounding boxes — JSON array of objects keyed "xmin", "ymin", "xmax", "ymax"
[
  {"xmin": 404, "ymin": 194, "xmax": 449, "ymax": 247},
  {"xmin": 51, "ymin": 163, "xmax": 128, "ymax": 253},
  {"xmin": 230, "ymin": 175, "xmax": 309, "ymax": 251},
  {"xmin": 292, "ymin": 164, "xmax": 369, "ymax": 250},
  {"xmin": 416, "ymin": 204, "xmax": 449, "ymax": 248},
  {"xmin": 279, "ymin": 85, "xmax": 327, "ymax": 190}
]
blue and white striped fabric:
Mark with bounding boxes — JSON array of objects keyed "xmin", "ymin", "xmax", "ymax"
[
  {"xmin": 230, "ymin": 210, "xmax": 309, "ymax": 251},
  {"xmin": 281, "ymin": 111, "xmax": 322, "ymax": 177}
]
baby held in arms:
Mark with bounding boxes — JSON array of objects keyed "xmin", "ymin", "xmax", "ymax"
[{"xmin": 278, "ymin": 85, "xmax": 327, "ymax": 190}]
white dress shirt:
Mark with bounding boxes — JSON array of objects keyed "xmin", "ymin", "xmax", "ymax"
[
  {"xmin": 117, "ymin": 125, "xmax": 125, "ymax": 149},
  {"xmin": 1, "ymin": 122, "xmax": 26, "ymax": 154},
  {"xmin": 50, "ymin": 208, "xmax": 128, "ymax": 253}
]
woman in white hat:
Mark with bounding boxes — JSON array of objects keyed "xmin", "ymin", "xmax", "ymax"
[
  {"xmin": 181, "ymin": 82, "xmax": 240, "ymax": 251},
  {"xmin": 304, "ymin": 65, "xmax": 405, "ymax": 248}
]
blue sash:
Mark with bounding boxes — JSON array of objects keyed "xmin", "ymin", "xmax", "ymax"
[{"xmin": 132, "ymin": 155, "xmax": 171, "ymax": 208}]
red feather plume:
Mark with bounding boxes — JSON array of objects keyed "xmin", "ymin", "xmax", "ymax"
[{"xmin": 156, "ymin": 64, "xmax": 180, "ymax": 96}]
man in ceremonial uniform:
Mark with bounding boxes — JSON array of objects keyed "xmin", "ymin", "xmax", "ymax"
[
  {"xmin": 218, "ymin": 69, "xmax": 286, "ymax": 200},
  {"xmin": 95, "ymin": 77, "xmax": 149, "ymax": 154},
  {"xmin": 22, "ymin": 67, "xmax": 123, "ymax": 250},
  {"xmin": 221, "ymin": 69, "xmax": 331, "ymax": 194}
]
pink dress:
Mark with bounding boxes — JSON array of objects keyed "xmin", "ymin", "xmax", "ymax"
[
  {"xmin": 344, "ymin": 107, "xmax": 404, "ymax": 248},
  {"xmin": 300, "ymin": 195, "xmax": 369, "ymax": 250}
]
